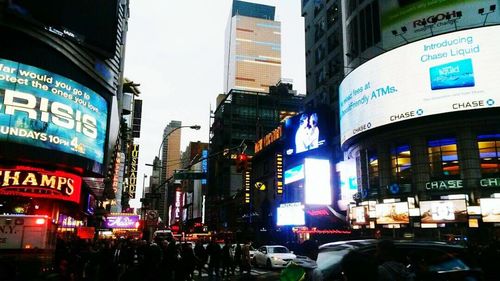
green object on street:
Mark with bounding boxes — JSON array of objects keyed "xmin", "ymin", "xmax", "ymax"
[{"xmin": 280, "ymin": 262, "xmax": 306, "ymax": 281}]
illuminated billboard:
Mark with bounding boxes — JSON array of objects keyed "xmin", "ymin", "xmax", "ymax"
[
  {"xmin": 376, "ymin": 202, "xmax": 410, "ymax": 224},
  {"xmin": 350, "ymin": 205, "xmax": 369, "ymax": 225},
  {"xmin": 420, "ymin": 200, "xmax": 467, "ymax": 223},
  {"xmin": 0, "ymin": 58, "xmax": 108, "ymax": 163},
  {"xmin": 336, "ymin": 159, "xmax": 358, "ymax": 211},
  {"xmin": 380, "ymin": 0, "xmax": 500, "ymax": 50},
  {"xmin": 277, "ymin": 203, "xmax": 305, "ymax": 226},
  {"xmin": 284, "ymin": 164, "xmax": 304, "ymax": 185},
  {"xmin": 0, "ymin": 166, "xmax": 82, "ymax": 204},
  {"xmin": 339, "ymin": 26, "xmax": 500, "ymax": 145},
  {"xmin": 304, "ymin": 158, "xmax": 331, "ymax": 205},
  {"xmin": 104, "ymin": 214, "xmax": 140, "ymax": 229},
  {"xmin": 481, "ymin": 198, "xmax": 500, "ymax": 223},
  {"xmin": 284, "ymin": 111, "xmax": 327, "ymax": 156}
]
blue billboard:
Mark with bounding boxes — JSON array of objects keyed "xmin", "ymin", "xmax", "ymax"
[
  {"xmin": 284, "ymin": 111, "xmax": 328, "ymax": 156},
  {"xmin": 0, "ymin": 58, "xmax": 108, "ymax": 163}
]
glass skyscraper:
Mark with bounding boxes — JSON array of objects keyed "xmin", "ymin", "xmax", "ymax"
[{"xmin": 224, "ymin": 0, "xmax": 281, "ymax": 93}]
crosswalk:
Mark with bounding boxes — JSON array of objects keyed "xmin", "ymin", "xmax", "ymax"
[{"xmin": 193, "ymin": 268, "xmax": 270, "ymax": 277}]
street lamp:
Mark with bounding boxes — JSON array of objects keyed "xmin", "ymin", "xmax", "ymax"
[{"xmin": 157, "ymin": 125, "xmax": 201, "ymax": 159}]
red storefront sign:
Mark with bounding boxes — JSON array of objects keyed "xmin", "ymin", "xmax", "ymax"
[{"xmin": 0, "ymin": 166, "xmax": 82, "ymax": 204}]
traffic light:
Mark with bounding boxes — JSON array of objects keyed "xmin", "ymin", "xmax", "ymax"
[{"xmin": 236, "ymin": 153, "xmax": 248, "ymax": 173}]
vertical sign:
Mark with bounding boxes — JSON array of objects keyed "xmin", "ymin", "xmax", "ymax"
[
  {"xmin": 276, "ymin": 153, "xmax": 283, "ymax": 195},
  {"xmin": 174, "ymin": 190, "xmax": 184, "ymax": 220},
  {"xmin": 128, "ymin": 144, "xmax": 139, "ymax": 198},
  {"xmin": 201, "ymin": 149, "xmax": 208, "ymax": 184},
  {"xmin": 244, "ymin": 170, "xmax": 251, "ymax": 204}
]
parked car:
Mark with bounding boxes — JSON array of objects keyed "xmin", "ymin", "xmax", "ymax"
[
  {"xmin": 302, "ymin": 239, "xmax": 482, "ymax": 281},
  {"xmin": 254, "ymin": 245, "xmax": 296, "ymax": 268}
]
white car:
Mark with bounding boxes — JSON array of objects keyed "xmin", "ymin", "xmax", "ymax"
[{"xmin": 253, "ymin": 245, "xmax": 296, "ymax": 268}]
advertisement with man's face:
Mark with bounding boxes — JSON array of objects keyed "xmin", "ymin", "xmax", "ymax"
[
  {"xmin": 339, "ymin": 26, "xmax": 500, "ymax": 145},
  {"xmin": 0, "ymin": 58, "xmax": 108, "ymax": 163},
  {"xmin": 284, "ymin": 111, "xmax": 327, "ymax": 156},
  {"xmin": 380, "ymin": 0, "xmax": 500, "ymax": 50}
]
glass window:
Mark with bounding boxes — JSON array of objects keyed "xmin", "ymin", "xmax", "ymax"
[
  {"xmin": 327, "ymin": 4, "xmax": 339, "ymax": 28},
  {"xmin": 477, "ymin": 134, "xmax": 500, "ymax": 175},
  {"xmin": 315, "ymin": 17, "xmax": 326, "ymax": 42},
  {"xmin": 328, "ymin": 32, "xmax": 340, "ymax": 53},
  {"xmin": 428, "ymin": 138, "xmax": 460, "ymax": 178},
  {"xmin": 391, "ymin": 145, "xmax": 412, "ymax": 189},
  {"xmin": 368, "ymin": 150, "xmax": 379, "ymax": 189}
]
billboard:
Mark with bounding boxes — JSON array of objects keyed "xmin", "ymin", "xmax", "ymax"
[
  {"xmin": 376, "ymin": 202, "xmax": 410, "ymax": 224},
  {"xmin": 380, "ymin": 0, "xmax": 500, "ymax": 50},
  {"xmin": 128, "ymin": 144, "xmax": 139, "ymax": 198},
  {"xmin": 284, "ymin": 164, "xmax": 304, "ymax": 185},
  {"xmin": 284, "ymin": 111, "xmax": 327, "ymax": 156},
  {"xmin": 420, "ymin": 200, "xmax": 467, "ymax": 223},
  {"xmin": 350, "ymin": 205, "xmax": 369, "ymax": 225},
  {"xmin": 339, "ymin": 26, "xmax": 500, "ymax": 145},
  {"xmin": 104, "ymin": 214, "xmax": 140, "ymax": 229},
  {"xmin": 481, "ymin": 198, "xmax": 500, "ymax": 222},
  {"xmin": 304, "ymin": 158, "xmax": 331, "ymax": 205},
  {"xmin": 277, "ymin": 202, "xmax": 305, "ymax": 226},
  {"xmin": 336, "ymin": 159, "xmax": 358, "ymax": 211},
  {"xmin": 0, "ymin": 166, "xmax": 82, "ymax": 204},
  {"xmin": 0, "ymin": 58, "xmax": 108, "ymax": 163}
]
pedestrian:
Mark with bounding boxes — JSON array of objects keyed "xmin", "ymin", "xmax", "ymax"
[
  {"xmin": 206, "ymin": 239, "xmax": 221, "ymax": 280},
  {"xmin": 181, "ymin": 243, "xmax": 196, "ymax": 280},
  {"xmin": 240, "ymin": 240, "xmax": 252, "ymax": 275},
  {"xmin": 233, "ymin": 243, "xmax": 242, "ymax": 274},
  {"xmin": 194, "ymin": 240, "xmax": 207, "ymax": 277},
  {"xmin": 221, "ymin": 240, "xmax": 233, "ymax": 278}
]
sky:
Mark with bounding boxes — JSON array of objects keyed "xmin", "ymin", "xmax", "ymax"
[{"xmin": 124, "ymin": 0, "xmax": 306, "ymax": 208}]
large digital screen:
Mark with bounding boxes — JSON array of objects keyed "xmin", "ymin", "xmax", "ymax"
[
  {"xmin": 376, "ymin": 202, "xmax": 410, "ymax": 224},
  {"xmin": 0, "ymin": 58, "xmax": 108, "ymax": 163},
  {"xmin": 277, "ymin": 203, "xmax": 305, "ymax": 226},
  {"xmin": 420, "ymin": 200, "xmax": 467, "ymax": 223},
  {"xmin": 336, "ymin": 159, "xmax": 358, "ymax": 211},
  {"xmin": 481, "ymin": 198, "xmax": 500, "ymax": 223},
  {"xmin": 284, "ymin": 111, "xmax": 327, "ymax": 156},
  {"xmin": 350, "ymin": 205, "xmax": 369, "ymax": 225},
  {"xmin": 284, "ymin": 164, "xmax": 304, "ymax": 185},
  {"xmin": 380, "ymin": 0, "xmax": 500, "ymax": 50},
  {"xmin": 339, "ymin": 26, "xmax": 500, "ymax": 146},
  {"xmin": 304, "ymin": 158, "xmax": 331, "ymax": 205}
]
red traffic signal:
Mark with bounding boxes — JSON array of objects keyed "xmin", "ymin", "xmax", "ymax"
[{"xmin": 236, "ymin": 153, "xmax": 249, "ymax": 172}]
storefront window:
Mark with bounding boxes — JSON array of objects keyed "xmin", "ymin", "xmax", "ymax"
[
  {"xmin": 477, "ymin": 134, "xmax": 500, "ymax": 175},
  {"xmin": 428, "ymin": 138, "xmax": 460, "ymax": 178},
  {"xmin": 391, "ymin": 145, "xmax": 412, "ymax": 185}
]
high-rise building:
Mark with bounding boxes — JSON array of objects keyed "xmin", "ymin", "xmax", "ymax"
[
  {"xmin": 224, "ymin": 0, "xmax": 281, "ymax": 93},
  {"xmin": 161, "ymin": 120, "xmax": 182, "ymax": 182}
]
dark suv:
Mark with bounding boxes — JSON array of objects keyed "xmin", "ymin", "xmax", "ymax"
[{"xmin": 308, "ymin": 240, "xmax": 483, "ymax": 281}]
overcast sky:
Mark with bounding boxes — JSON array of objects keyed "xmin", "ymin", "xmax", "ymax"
[{"xmin": 124, "ymin": 0, "xmax": 306, "ymax": 208}]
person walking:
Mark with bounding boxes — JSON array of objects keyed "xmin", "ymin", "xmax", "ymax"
[
  {"xmin": 220, "ymin": 241, "xmax": 233, "ymax": 278},
  {"xmin": 240, "ymin": 241, "xmax": 252, "ymax": 276},
  {"xmin": 194, "ymin": 240, "xmax": 207, "ymax": 277},
  {"xmin": 233, "ymin": 243, "xmax": 242, "ymax": 275},
  {"xmin": 206, "ymin": 239, "xmax": 221, "ymax": 280}
]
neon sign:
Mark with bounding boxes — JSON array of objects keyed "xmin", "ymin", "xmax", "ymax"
[
  {"xmin": 0, "ymin": 166, "xmax": 82, "ymax": 204},
  {"xmin": 104, "ymin": 215, "xmax": 139, "ymax": 229}
]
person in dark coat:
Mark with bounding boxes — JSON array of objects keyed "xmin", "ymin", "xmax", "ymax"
[
  {"xmin": 221, "ymin": 241, "xmax": 233, "ymax": 278},
  {"xmin": 206, "ymin": 239, "xmax": 221, "ymax": 279},
  {"xmin": 233, "ymin": 243, "xmax": 242, "ymax": 275},
  {"xmin": 194, "ymin": 241, "xmax": 208, "ymax": 277}
]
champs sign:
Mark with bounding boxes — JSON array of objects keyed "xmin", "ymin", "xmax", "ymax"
[{"xmin": 0, "ymin": 166, "xmax": 82, "ymax": 204}]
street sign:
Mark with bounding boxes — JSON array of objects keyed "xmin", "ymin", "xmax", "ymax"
[
  {"xmin": 145, "ymin": 193, "xmax": 161, "ymax": 199},
  {"xmin": 173, "ymin": 172, "xmax": 207, "ymax": 180}
]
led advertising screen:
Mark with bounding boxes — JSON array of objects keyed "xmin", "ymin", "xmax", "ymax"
[
  {"xmin": 420, "ymin": 200, "xmax": 467, "ymax": 223},
  {"xmin": 284, "ymin": 164, "xmax": 304, "ymax": 185},
  {"xmin": 481, "ymin": 198, "xmax": 500, "ymax": 222},
  {"xmin": 350, "ymin": 206, "xmax": 369, "ymax": 225},
  {"xmin": 336, "ymin": 159, "xmax": 358, "ymax": 211},
  {"xmin": 0, "ymin": 58, "xmax": 108, "ymax": 163},
  {"xmin": 376, "ymin": 202, "xmax": 410, "ymax": 224},
  {"xmin": 284, "ymin": 111, "xmax": 327, "ymax": 156},
  {"xmin": 380, "ymin": 0, "xmax": 500, "ymax": 50},
  {"xmin": 304, "ymin": 158, "xmax": 331, "ymax": 205},
  {"xmin": 104, "ymin": 215, "xmax": 140, "ymax": 229},
  {"xmin": 339, "ymin": 26, "xmax": 500, "ymax": 146},
  {"xmin": 277, "ymin": 202, "xmax": 305, "ymax": 226}
]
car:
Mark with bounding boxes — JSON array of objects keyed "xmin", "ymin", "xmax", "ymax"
[
  {"xmin": 302, "ymin": 239, "xmax": 483, "ymax": 281},
  {"xmin": 254, "ymin": 245, "xmax": 296, "ymax": 269}
]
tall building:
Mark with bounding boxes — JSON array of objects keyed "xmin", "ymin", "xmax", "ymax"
[
  {"xmin": 303, "ymin": 0, "xmax": 500, "ymax": 241},
  {"xmin": 161, "ymin": 120, "xmax": 183, "ymax": 181},
  {"xmin": 224, "ymin": 0, "xmax": 281, "ymax": 93}
]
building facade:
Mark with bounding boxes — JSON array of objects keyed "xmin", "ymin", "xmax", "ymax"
[{"xmin": 224, "ymin": 0, "xmax": 281, "ymax": 93}]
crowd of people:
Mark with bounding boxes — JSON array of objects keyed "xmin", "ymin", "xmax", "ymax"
[{"xmin": 0, "ymin": 235, "xmax": 257, "ymax": 281}]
